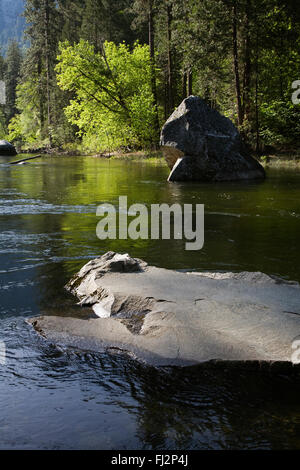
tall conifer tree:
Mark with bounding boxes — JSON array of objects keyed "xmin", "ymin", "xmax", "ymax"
[{"xmin": 4, "ymin": 41, "xmax": 22, "ymax": 121}]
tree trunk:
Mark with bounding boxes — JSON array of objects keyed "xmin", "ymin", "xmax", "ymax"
[
  {"xmin": 187, "ymin": 68, "xmax": 192, "ymax": 96},
  {"xmin": 166, "ymin": 2, "xmax": 174, "ymax": 115},
  {"xmin": 44, "ymin": 0, "xmax": 52, "ymax": 147},
  {"xmin": 37, "ymin": 57, "xmax": 44, "ymax": 132},
  {"xmin": 255, "ymin": 26, "xmax": 260, "ymax": 154},
  {"xmin": 148, "ymin": 0, "xmax": 160, "ymax": 145},
  {"xmin": 232, "ymin": 1, "xmax": 243, "ymax": 126},
  {"xmin": 164, "ymin": 75, "xmax": 168, "ymax": 120},
  {"xmin": 182, "ymin": 70, "xmax": 187, "ymax": 100},
  {"xmin": 242, "ymin": 0, "xmax": 251, "ymax": 122}
]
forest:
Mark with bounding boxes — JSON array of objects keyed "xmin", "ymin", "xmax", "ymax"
[{"xmin": 0, "ymin": 0, "xmax": 299, "ymax": 155}]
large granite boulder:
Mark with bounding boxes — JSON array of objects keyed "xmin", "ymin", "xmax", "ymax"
[
  {"xmin": 28, "ymin": 252, "xmax": 300, "ymax": 367},
  {"xmin": 160, "ymin": 96, "xmax": 265, "ymax": 182},
  {"xmin": 0, "ymin": 140, "xmax": 17, "ymax": 156}
]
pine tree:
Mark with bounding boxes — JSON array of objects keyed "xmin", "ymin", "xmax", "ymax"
[
  {"xmin": 0, "ymin": 48, "xmax": 6, "ymax": 136},
  {"xmin": 153, "ymin": 0, "xmax": 182, "ymax": 117},
  {"xmin": 4, "ymin": 41, "xmax": 22, "ymax": 121},
  {"xmin": 0, "ymin": 50, "xmax": 5, "ymax": 80},
  {"xmin": 58, "ymin": 0, "xmax": 85, "ymax": 44},
  {"xmin": 131, "ymin": 0, "xmax": 161, "ymax": 144},
  {"xmin": 23, "ymin": 0, "xmax": 60, "ymax": 146},
  {"xmin": 80, "ymin": 0, "xmax": 136, "ymax": 50}
]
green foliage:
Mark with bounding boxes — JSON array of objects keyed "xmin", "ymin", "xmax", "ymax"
[
  {"xmin": 7, "ymin": 80, "xmax": 41, "ymax": 143},
  {"xmin": 0, "ymin": 107, "xmax": 6, "ymax": 138},
  {"xmin": 260, "ymin": 100, "xmax": 300, "ymax": 146},
  {"xmin": 80, "ymin": 0, "xmax": 137, "ymax": 49},
  {"xmin": 56, "ymin": 40, "xmax": 159, "ymax": 151},
  {"xmin": 4, "ymin": 41, "xmax": 23, "ymax": 121},
  {"xmin": 2, "ymin": 0, "xmax": 300, "ymax": 152}
]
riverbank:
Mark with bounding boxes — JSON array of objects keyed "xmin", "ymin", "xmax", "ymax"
[
  {"xmin": 89, "ymin": 149, "xmax": 300, "ymax": 167},
  {"xmin": 18, "ymin": 145, "xmax": 164, "ymax": 162},
  {"xmin": 91, "ymin": 150, "xmax": 164, "ymax": 162},
  {"xmin": 260, "ymin": 154, "xmax": 300, "ymax": 168},
  {"xmin": 17, "ymin": 143, "xmax": 300, "ymax": 167}
]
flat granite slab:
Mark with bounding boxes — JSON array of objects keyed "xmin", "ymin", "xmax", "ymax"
[{"xmin": 28, "ymin": 252, "xmax": 300, "ymax": 367}]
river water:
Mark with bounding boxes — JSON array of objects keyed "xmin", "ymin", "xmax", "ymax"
[{"xmin": 0, "ymin": 154, "xmax": 299, "ymax": 449}]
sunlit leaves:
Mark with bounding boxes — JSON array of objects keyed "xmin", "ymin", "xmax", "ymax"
[{"xmin": 56, "ymin": 39, "xmax": 159, "ymax": 151}]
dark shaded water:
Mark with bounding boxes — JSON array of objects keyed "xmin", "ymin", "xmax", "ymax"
[{"xmin": 0, "ymin": 155, "xmax": 300, "ymax": 449}]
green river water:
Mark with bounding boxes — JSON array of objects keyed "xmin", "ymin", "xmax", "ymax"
[{"xmin": 0, "ymin": 154, "xmax": 299, "ymax": 449}]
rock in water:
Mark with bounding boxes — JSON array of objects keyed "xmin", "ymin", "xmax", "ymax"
[
  {"xmin": 28, "ymin": 252, "xmax": 300, "ymax": 367},
  {"xmin": 160, "ymin": 96, "xmax": 265, "ymax": 182},
  {"xmin": 0, "ymin": 140, "xmax": 17, "ymax": 156}
]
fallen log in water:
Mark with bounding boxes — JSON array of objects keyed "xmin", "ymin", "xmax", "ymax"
[{"xmin": 9, "ymin": 155, "xmax": 42, "ymax": 165}]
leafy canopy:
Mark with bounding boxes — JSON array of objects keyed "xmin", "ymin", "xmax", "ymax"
[{"xmin": 56, "ymin": 39, "xmax": 159, "ymax": 151}]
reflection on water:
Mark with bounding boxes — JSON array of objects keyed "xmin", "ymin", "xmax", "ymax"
[{"xmin": 0, "ymin": 155, "xmax": 300, "ymax": 449}]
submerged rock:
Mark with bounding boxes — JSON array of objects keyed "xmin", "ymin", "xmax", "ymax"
[
  {"xmin": 0, "ymin": 140, "xmax": 17, "ymax": 156},
  {"xmin": 160, "ymin": 96, "xmax": 265, "ymax": 182},
  {"xmin": 28, "ymin": 252, "xmax": 300, "ymax": 367}
]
